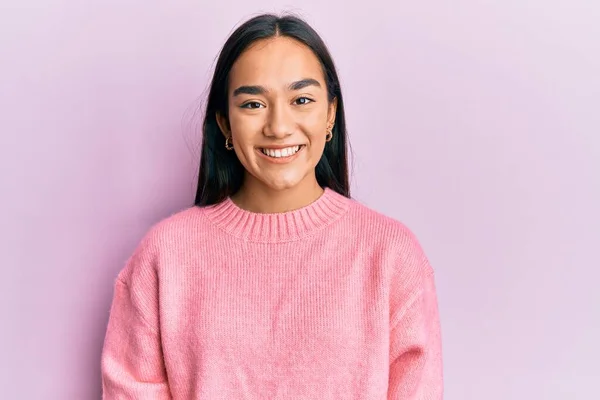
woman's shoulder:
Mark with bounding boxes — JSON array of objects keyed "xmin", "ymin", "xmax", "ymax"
[
  {"xmin": 138, "ymin": 204, "xmax": 219, "ymax": 247},
  {"xmin": 345, "ymin": 196, "xmax": 418, "ymax": 241},
  {"xmin": 115, "ymin": 205, "xmax": 210, "ymax": 280},
  {"xmin": 344, "ymin": 197, "xmax": 434, "ymax": 277}
]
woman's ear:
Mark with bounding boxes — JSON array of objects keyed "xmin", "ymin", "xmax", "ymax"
[
  {"xmin": 327, "ymin": 97, "xmax": 338, "ymax": 128},
  {"xmin": 216, "ymin": 112, "xmax": 230, "ymax": 137}
]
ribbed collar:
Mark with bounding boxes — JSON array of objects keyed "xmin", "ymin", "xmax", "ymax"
[{"xmin": 201, "ymin": 187, "xmax": 351, "ymax": 243}]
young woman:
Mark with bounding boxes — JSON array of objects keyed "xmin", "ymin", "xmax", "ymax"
[{"xmin": 101, "ymin": 13, "xmax": 443, "ymax": 399}]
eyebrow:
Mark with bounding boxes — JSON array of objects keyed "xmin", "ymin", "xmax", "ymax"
[{"xmin": 232, "ymin": 78, "xmax": 321, "ymax": 97}]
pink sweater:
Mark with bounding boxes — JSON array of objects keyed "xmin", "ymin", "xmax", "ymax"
[{"xmin": 101, "ymin": 188, "xmax": 443, "ymax": 399}]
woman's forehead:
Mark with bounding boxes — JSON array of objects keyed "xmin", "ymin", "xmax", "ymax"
[{"xmin": 229, "ymin": 37, "xmax": 325, "ymax": 90}]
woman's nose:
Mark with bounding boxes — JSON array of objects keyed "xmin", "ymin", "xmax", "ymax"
[{"xmin": 263, "ymin": 103, "xmax": 294, "ymax": 138}]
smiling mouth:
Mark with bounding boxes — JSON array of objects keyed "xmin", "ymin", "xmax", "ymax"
[{"xmin": 259, "ymin": 145, "xmax": 305, "ymax": 158}]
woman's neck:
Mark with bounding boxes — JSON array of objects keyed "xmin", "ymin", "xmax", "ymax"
[{"xmin": 231, "ymin": 179, "xmax": 324, "ymax": 214}]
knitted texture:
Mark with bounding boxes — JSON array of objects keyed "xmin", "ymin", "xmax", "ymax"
[{"xmin": 101, "ymin": 188, "xmax": 443, "ymax": 399}]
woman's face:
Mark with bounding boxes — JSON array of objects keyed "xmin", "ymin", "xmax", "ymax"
[{"xmin": 217, "ymin": 36, "xmax": 337, "ymax": 193}]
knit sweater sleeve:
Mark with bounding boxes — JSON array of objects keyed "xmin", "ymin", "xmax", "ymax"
[
  {"xmin": 100, "ymin": 232, "xmax": 172, "ymax": 399},
  {"xmin": 387, "ymin": 231, "xmax": 443, "ymax": 399}
]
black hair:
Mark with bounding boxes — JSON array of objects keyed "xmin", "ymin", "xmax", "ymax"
[{"xmin": 194, "ymin": 13, "xmax": 351, "ymax": 206}]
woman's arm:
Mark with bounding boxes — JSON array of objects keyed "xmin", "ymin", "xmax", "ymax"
[
  {"xmin": 100, "ymin": 236, "xmax": 172, "ymax": 399},
  {"xmin": 388, "ymin": 268, "xmax": 443, "ymax": 399},
  {"xmin": 388, "ymin": 229, "xmax": 443, "ymax": 399}
]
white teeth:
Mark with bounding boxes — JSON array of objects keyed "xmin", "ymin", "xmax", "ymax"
[{"xmin": 261, "ymin": 145, "xmax": 301, "ymax": 158}]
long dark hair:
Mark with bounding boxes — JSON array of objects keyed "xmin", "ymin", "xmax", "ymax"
[{"xmin": 194, "ymin": 13, "xmax": 351, "ymax": 206}]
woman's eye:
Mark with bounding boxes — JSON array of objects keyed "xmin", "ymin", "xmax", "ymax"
[
  {"xmin": 294, "ymin": 97, "xmax": 313, "ymax": 105},
  {"xmin": 241, "ymin": 102, "xmax": 263, "ymax": 109}
]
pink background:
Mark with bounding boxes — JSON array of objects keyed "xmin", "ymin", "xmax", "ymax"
[{"xmin": 1, "ymin": 1, "xmax": 599, "ymax": 398}]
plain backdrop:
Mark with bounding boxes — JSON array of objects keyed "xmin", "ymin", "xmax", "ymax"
[{"xmin": 1, "ymin": 0, "xmax": 598, "ymax": 398}]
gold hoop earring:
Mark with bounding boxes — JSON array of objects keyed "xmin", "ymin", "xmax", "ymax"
[
  {"xmin": 225, "ymin": 136, "xmax": 234, "ymax": 150},
  {"xmin": 325, "ymin": 130, "xmax": 333, "ymax": 142}
]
